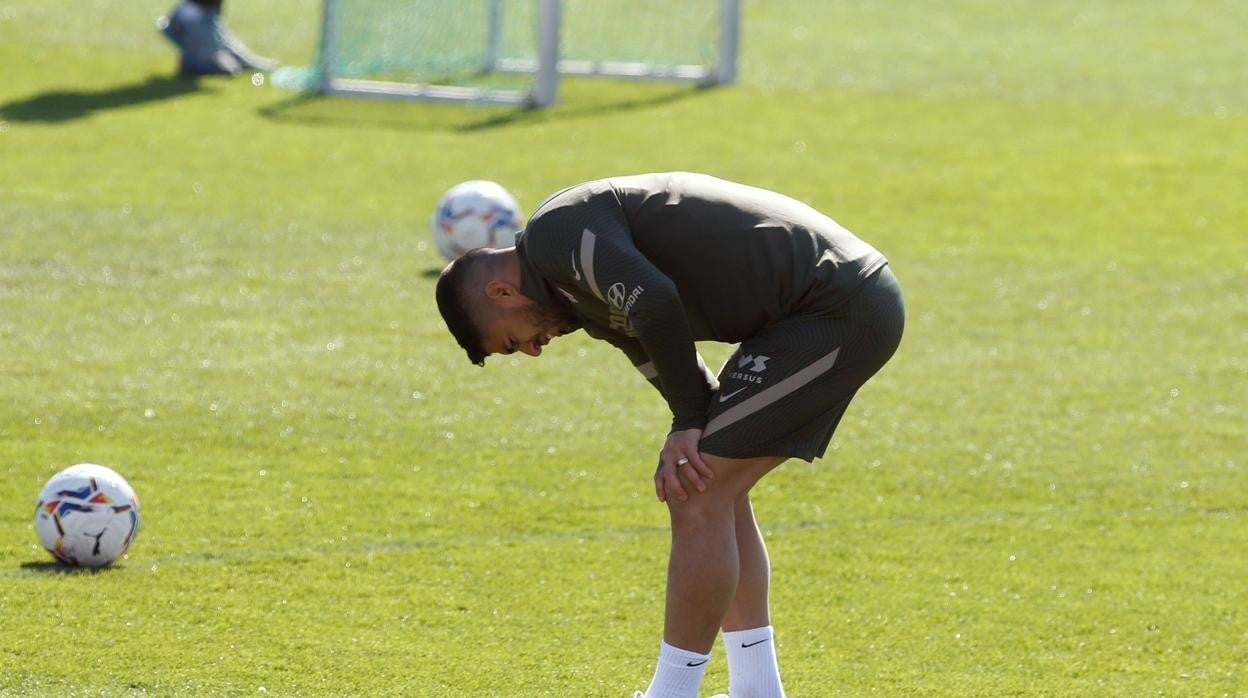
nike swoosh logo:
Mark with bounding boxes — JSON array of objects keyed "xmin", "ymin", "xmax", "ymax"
[
  {"xmin": 742, "ymin": 638, "xmax": 771, "ymax": 648},
  {"xmin": 570, "ymin": 250, "xmax": 581, "ymax": 281},
  {"xmin": 686, "ymin": 659, "xmax": 709, "ymax": 667},
  {"xmin": 718, "ymin": 387, "xmax": 747, "ymax": 403}
]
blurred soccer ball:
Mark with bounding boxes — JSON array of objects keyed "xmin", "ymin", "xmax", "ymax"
[
  {"xmin": 431, "ymin": 180, "xmax": 523, "ymax": 262},
  {"xmin": 33, "ymin": 464, "xmax": 140, "ymax": 568}
]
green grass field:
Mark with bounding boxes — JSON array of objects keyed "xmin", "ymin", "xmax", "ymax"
[{"xmin": 2, "ymin": 1, "xmax": 1245, "ymax": 695}]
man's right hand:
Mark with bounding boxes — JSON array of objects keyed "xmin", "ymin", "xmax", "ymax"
[{"xmin": 654, "ymin": 428, "xmax": 713, "ymax": 503}]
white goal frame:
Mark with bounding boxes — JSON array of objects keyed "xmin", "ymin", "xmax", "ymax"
[{"xmin": 315, "ymin": 0, "xmax": 741, "ymax": 107}]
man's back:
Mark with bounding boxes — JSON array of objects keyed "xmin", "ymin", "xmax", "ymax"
[{"xmin": 524, "ymin": 172, "xmax": 887, "ymax": 342}]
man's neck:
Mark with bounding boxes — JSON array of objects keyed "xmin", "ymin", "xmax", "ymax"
[{"xmin": 497, "ymin": 248, "xmax": 522, "ymax": 286}]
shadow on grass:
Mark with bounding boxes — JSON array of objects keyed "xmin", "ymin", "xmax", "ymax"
[
  {"xmin": 257, "ymin": 80, "xmax": 718, "ymax": 134},
  {"xmin": 19, "ymin": 560, "xmax": 111, "ymax": 575},
  {"xmin": 0, "ymin": 75, "xmax": 209, "ymax": 123}
]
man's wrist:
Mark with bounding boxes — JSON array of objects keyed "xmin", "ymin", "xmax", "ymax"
[{"xmin": 670, "ymin": 415, "xmax": 707, "ymax": 432}]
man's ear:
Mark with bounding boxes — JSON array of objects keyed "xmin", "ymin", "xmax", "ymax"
[{"xmin": 484, "ymin": 280, "xmax": 522, "ymax": 306}]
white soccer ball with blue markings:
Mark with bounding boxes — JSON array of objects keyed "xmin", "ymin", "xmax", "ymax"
[
  {"xmin": 431, "ymin": 180, "xmax": 523, "ymax": 262},
  {"xmin": 33, "ymin": 464, "xmax": 140, "ymax": 568}
]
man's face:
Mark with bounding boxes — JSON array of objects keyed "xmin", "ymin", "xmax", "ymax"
[{"xmin": 480, "ymin": 300, "xmax": 574, "ymax": 359}]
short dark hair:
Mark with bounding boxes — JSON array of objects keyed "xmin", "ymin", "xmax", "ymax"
[{"xmin": 435, "ymin": 249, "xmax": 493, "ymax": 366}]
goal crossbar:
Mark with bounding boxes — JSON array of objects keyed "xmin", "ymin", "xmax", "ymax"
[{"xmin": 314, "ymin": 0, "xmax": 740, "ymax": 107}]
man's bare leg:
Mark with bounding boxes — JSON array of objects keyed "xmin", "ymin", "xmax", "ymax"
[
  {"xmin": 722, "ymin": 492, "xmax": 771, "ymax": 632},
  {"xmin": 718, "ymin": 492, "xmax": 788, "ymax": 697},
  {"xmin": 662, "ymin": 454, "xmax": 784, "ymax": 653}
]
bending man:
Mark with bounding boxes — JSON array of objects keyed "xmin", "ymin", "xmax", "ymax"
[{"xmin": 435, "ymin": 172, "xmax": 905, "ymax": 698}]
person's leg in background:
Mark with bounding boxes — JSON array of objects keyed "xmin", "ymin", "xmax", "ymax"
[{"xmin": 157, "ymin": 0, "xmax": 277, "ymax": 76}]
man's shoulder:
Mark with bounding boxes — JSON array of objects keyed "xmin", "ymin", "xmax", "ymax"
[
  {"xmin": 528, "ymin": 178, "xmax": 613, "ymax": 220},
  {"xmin": 523, "ymin": 177, "xmax": 636, "ymax": 249},
  {"xmin": 528, "ymin": 172, "xmax": 692, "ymax": 220}
]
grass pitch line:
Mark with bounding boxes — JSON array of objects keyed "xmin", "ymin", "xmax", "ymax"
[{"xmin": 6, "ymin": 510, "xmax": 1024, "ymax": 577}]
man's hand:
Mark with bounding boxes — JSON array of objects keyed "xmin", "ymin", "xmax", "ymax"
[{"xmin": 654, "ymin": 428, "xmax": 714, "ymax": 503}]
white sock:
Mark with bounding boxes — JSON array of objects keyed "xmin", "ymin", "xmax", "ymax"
[
  {"xmin": 723, "ymin": 626, "xmax": 785, "ymax": 698},
  {"xmin": 643, "ymin": 640, "xmax": 711, "ymax": 698}
]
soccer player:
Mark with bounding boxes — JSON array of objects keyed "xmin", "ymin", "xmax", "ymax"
[{"xmin": 435, "ymin": 173, "xmax": 905, "ymax": 698}]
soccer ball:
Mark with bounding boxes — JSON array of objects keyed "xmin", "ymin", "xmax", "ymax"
[
  {"xmin": 431, "ymin": 180, "xmax": 523, "ymax": 262},
  {"xmin": 33, "ymin": 463, "xmax": 140, "ymax": 568}
]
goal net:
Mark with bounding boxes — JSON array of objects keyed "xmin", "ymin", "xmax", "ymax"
[{"xmin": 299, "ymin": 0, "xmax": 740, "ymax": 107}]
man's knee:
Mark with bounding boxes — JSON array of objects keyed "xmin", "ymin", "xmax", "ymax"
[
  {"xmin": 665, "ymin": 485, "xmax": 734, "ymax": 522},
  {"xmin": 665, "ymin": 477, "xmax": 737, "ymax": 522}
]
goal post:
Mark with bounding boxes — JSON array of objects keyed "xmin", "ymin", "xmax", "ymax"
[{"xmin": 308, "ymin": 0, "xmax": 740, "ymax": 107}]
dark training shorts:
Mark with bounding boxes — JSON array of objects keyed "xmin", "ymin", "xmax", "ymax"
[{"xmin": 698, "ymin": 265, "xmax": 905, "ymax": 462}]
